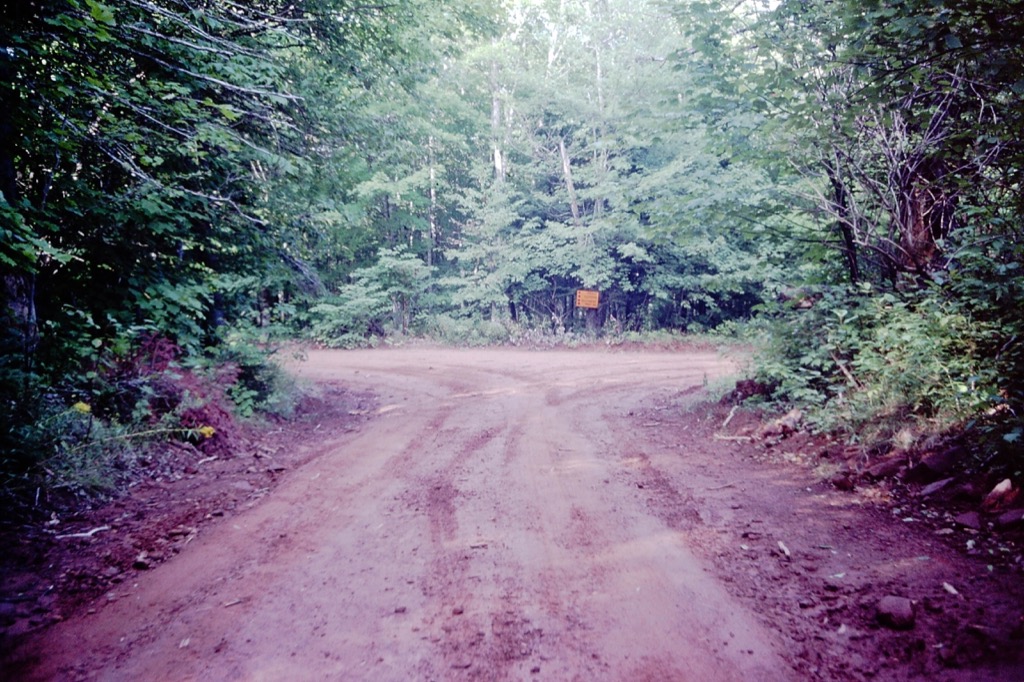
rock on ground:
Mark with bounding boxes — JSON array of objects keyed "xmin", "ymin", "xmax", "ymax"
[{"xmin": 877, "ymin": 595, "xmax": 915, "ymax": 630}]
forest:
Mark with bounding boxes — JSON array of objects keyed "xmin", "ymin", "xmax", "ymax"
[{"xmin": 2, "ymin": 0, "xmax": 1023, "ymax": 503}]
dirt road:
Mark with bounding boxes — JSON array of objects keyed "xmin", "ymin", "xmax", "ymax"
[{"xmin": 7, "ymin": 348, "xmax": 1023, "ymax": 680}]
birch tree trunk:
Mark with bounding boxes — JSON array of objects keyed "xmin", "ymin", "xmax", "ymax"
[
  {"xmin": 490, "ymin": 59, "xmax": 505, "ymax": 184},
  {"xmin": 427, "ymin": 135, "xmax": 437, "ymax": 268},
  {"xmin": 559, "ymin": 136, "xmax": 581, "ymax": 226}
]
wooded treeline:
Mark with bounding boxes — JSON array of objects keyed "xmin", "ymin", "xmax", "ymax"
[{"xmin": 2, "ymin": 0, "xmax": 1023, "ymax": 493}]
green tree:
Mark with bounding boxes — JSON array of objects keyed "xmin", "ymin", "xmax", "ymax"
[
  {"xmin": 745, "ymin": 0, "xmax": 1024, "ymax": 448},
  {"xmin": 0, "ymin": 0, "xmax": 497, "ymax": 474}
]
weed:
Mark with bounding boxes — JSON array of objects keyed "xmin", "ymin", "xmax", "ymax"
[{"xmin": 754, "ymin": 283, "xmax": 1022, "ymax": 465}]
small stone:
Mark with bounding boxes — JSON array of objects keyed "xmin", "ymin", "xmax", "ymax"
[
  {"xmin": 966, "ymin": 623, "xmax": 997, "ymax": 640},
  {"xmin": 452, "ymin": 607, "xmax": 464, "ymax": 616},
  {"xmin": 920, "ymin": 478, "xmax": 955, "ymax": 497},
  {"xmin": 910, "ymin": 446, "xmax": 961, "ymax": 482},
  {"xmin": 866, "ymin": 457, "xmax": 904, "ymax": 481},
  {"xmin": 996, "ymin": 508, "xmax": 1024, "ymax": 529},
  {"xmin": 877, "ymin": 596, "xmax": 915, "ymax": 630},
  {"xmin": 982, "ymin": 479, "xmax": 1018, "ymax": 512},
  {"xmin": 953, "ymin": 511, "xmax": 982, "ymax": 531},
  {"xmin": 132, "ymin": 553, "xmax": 151, "ymax": 571},
  {"xmin": 951, "ymin": 481, "xmax": 980, "ymax": 501}
]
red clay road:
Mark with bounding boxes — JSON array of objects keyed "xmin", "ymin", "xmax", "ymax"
[{"xmin": 14, "ymin": 347, "xmax": 797, "ymax": 681}]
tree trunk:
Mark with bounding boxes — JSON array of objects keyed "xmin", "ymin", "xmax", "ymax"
[
  {"xmin": 0, "ymin": 92, "xmax": 39, "ymax": 364},
  {"xmin": 897, "ymin": 159, "xmax": 954, "ymax": 280},
  {"xmin": 559, "ymin": 137, "xmax": 581, "ymax": 226},
  {"xmin": 1, "ymin": 273, "xmax": 38, "ymax": 361},
  {"xmin": 490, "ymin": 60, "xmax": 505, "ymax": 184},
  {"xmin": 427, "ymin": 136, "xmax": 437, "ymax": 268},
  {"xmin": 827, "ymin": 167, "xmax": 860, "ymax": 284}
]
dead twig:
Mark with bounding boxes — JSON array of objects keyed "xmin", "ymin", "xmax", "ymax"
[
  {"xmin": 56, "ymin": 525, "xmax": 110, "ymax": 540},
  {"xmin": 830, "ymin": 352, "xmax": 862, "ymax": 389},
  {"xmin": 721, "ymin": 405, "xmax": 739, "ymax": 429}
]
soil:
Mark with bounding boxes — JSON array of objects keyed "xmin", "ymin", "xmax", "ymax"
[{"xmin": 2, "ymin": 346, "xmax": 1022, "ymax": 681}]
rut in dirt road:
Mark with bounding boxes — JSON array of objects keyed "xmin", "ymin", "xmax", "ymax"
[{"xmin": 11, "ymin": 348, "xmax": 794, "ymax": 681}]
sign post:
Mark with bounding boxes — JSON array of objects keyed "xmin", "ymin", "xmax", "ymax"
[
  {"xmin": 575, "ymin": 289, "xmax": 599, "ymax": 309},
  {"xmin": 575, "ymin": 289, "xmax": 600, "ymax": 333}
]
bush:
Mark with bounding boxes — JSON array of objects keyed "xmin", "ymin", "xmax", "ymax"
[
  {"xmin": 305, "ymin": 247, "xmax": 434, "ymax": 347},
  {"xmin": 0, "ymin": 325, "xmax": 299, "ymax": 508},
  {"xmin": 190, "ymin": 333, "xmax": 298, "ymax": 419},
  {"xmin": 308, "ymin": 289, "xmax": 390, "ymax": 348},
  {"xmin": 755, "ymin": 284, "xmax": 1006, "ymax": 448}
]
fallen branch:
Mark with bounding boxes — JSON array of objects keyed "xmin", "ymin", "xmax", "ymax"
[
  {"xmin": 830, "ymin": 352, "xmax": 862, "ymax": 389},
  {"xmin": 721, "ymin": 405, "xmax": 739, "ymax": 429},
  {"xmin": 713, "ymin": 434, "xmax": 753, "ymax": 442},
  {"xmin": 56, "ymin": 525, "xmax": 110, "ymax": 540}
]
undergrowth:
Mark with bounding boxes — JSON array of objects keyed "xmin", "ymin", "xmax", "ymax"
[
  {"xmin": 752, "ymin": 283, "xmax": 1024, "ymax": 474},
  {"xmin": 0, "ymin": 330, "xmax": 297, "ymax": 512},
  {"xmin": 412, "ymin": 313, "xmax": 748, "ymax": 350}
]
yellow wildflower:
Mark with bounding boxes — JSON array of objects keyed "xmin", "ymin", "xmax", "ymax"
[
  {"xmin": 198, "ymin": 425, "xmax": 216, "ymax": 439},
  {"xmin": 72, "ymin": 401, "xmax": 91, "ymax": 414}
]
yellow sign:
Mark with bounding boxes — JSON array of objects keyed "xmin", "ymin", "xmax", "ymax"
[{"xmin": 575, "ymin": 289, "xmax": 600, "ymax": 309}]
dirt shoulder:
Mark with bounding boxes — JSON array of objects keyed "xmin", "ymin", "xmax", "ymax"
[
  {"xmin": 0, "ymin": 385, "xmax": 377, "ymax": 645},
  {"xmin": 1, "ymin": 347, "xmax": 1022, "ymax": 681},
  {"xmin": 637, "ymin": 400, "xmax": 1024, "ymax": 680}
]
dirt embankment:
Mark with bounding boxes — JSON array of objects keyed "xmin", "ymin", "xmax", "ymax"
[{"xmin": 2, "ymin": 347, "xmax": 1022, "ymax": 681}]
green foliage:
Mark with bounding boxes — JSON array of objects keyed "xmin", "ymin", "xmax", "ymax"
[
  {"xmin": 2, "ymin": 325, "xmax": 299, "ymax": 502},
  {"xmin": 0, "ymin": 0, "xmax": 491, "ymax": 507},
  {"xmin": 24, "ymin": 402, "xmax": 133, "ymax": 496},
  {"xmin": 307, "ymin": 247, "xmax": 434, "ymax": 347},
  {"xmin": 426, "ymin": 1, "xmax": 787, "ymax": 334},
  {"xmin": 309, "ymin": 294, "xmax": 390, "ymax": 349},
  {"xmin": 189, "ymin": 332, "xmax": 298, "ymax": 419},
  {"xmin": 743, "ymin": 0, "xmax": 1024, "ymax": 461},
  {"xmin": 421, "ymin": 313, "xmax": 513, "ymax": 347},
  {"xmin": 755, "ymin": 283, "xmax": 1014, "ymax": 449}
]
